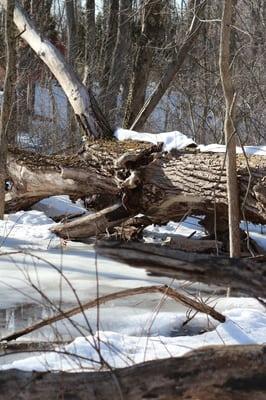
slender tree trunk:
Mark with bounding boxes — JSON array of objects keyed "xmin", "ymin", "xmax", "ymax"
[
  {"xmin": 130, "ymin": 0, "xmax": 207, "ymax": 131},
  {"xmin": 16, "ymin": 0, "xmax": 33, "ymax": 136},
  {"xmin": 65, "ymin": 0, "xmax": 78, "ymax": 66},
  {"xmin": 65, "ymin": 0, "xmax": 78, "ymax": 144},
  {"xmin": 219, "ymin": 0, "xmax": 240, "ymax": 257},
  {"xmin": 0, "ymin": 0, "xmax": 16, "ymax": 219},
  {"xmin": 123, "ymin": 0, "xmax": 164, "ymax": 128},
  {"xmin": 105, "ymin": 0, "xmax": 133, "ymax": 125},
  {"xmin": 83, "ymin": 0, "xmax": 95, "ymax": 86},
  {"xmin": 100, "ymin": 0, "xmax": 119, "ymax": 107}
]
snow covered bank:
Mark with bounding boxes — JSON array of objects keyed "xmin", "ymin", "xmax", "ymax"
[
  {"xmin": 0, "ymin": 210, "xmax": 60, "ymax": 250},
  {"xmin": 1, "ymin": 299, "xmax": 264, "ymax": 371},
  {"xmin": 0, "ymin": 199, "xmax": 265, "ymax": 372}
]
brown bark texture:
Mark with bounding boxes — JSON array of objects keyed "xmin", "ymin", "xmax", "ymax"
[
  {"xmin": 0, "ymin": 345, "xmax": 265, "ymax": 400},
  {"xmin": 100, "ymin": 0, "xmax": 119, "ymax": 102},
  {"xmin": 130, "ymin": 0, "xmax": 207, "ymax": 131},
  {"xmin": 123, "ymin": 0, "xmax": 167, "ymax": 128},
  {"xmin": 105, "ymin": 0, "xmax": 133, "ymax": 125},
  {"xmin": 5, "ymin": 145, "xmax": 266, "ymax": 233},
  {"xmin": 96, "ymin": 239, "xmax": 266, "ymax": 297},
  {"xmin": 0, "ymin": 0, "xmax": 16, "ymax": 218}
]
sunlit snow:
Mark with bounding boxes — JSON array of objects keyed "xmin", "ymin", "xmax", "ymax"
[{"xmin": 0, "ymin": 195, "xmax": 265, "ymax": 371}]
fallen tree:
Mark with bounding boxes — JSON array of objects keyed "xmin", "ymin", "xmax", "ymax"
[
  {"xmin": 6, "ymin": 144, "xmax": 266, "ymax": 242},
  {"xmin": 0, "ymin": 345, "xmax": 265, "ymax": 400},
  {"xmin": 96, "ymin": 239, "xmax": 266, "ymax": 298}
]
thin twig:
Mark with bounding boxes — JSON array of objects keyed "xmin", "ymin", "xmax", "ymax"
[{"xmin": 0, "ymin": 285, "xmax": 225, "ymax": 342}]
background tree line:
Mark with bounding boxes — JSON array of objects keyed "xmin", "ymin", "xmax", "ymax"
[{"xmin": 0, "ymin": 0, "xmax": 265, "ymax": 153}]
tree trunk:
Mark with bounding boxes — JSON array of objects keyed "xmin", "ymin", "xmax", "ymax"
[
  {"xmin": 219, "ymin": 0, "xmax": 240, "ymax": 257},
  {"xmin": 83, "ymin": 0, "xmax": 95, "ymax": 86},
  {"xmin": 97, "ymin": 239, "xmax": 265, "ymax": 298},
  {"xmin": 0, "ymin": 0, "xmax": 16, "ymax": 219},
  {"xmin": 123, "ymin": 0, "xmax": 166, "ymax": 128},
  {"xmin": 65, "ymin": 0, "xmax": 77, "ymax": 66},
  {"xmin": 5, "ymin": 146, "xmax": 266, "ymax": 230},
  {"xmin": 100, "ymin": 0, "xmax": 119, "ymax": 108},
  {"xmin": 65, "ymin": 0, "xmax": 78, "ymax": 144},
  {"xmin": 0, "ymin": 0, "xmax": 112, "ymax": 139},
  {"xmin": 130, "ymin": 0, "xmax": 207, "ymax": 131},
  {"xmin": 105, "ymin": 0, "xmax": 133, "ymax": 125},
  {"xmin": 0, "ymin": 345, "xmax": 265, "ymax": 400}
]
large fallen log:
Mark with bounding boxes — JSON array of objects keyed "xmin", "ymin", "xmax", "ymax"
[
  {"xmin": 6, "ymin": 145, "xmax": 266, "ymax": 238},
  {"xmin": 0, "ymin": 345, "xmax": 265, "ymax": 400},
  {"xmin": 96, "ymin": 239, "xmax": 266, "ymax": 297}
]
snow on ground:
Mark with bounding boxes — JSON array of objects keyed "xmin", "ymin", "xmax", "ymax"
[
  {"xmin": 115, "ymin": 128, "xmax": 266, "ymax": 155},
  {"xmin": 0, "ymin": 210, "xmax": 60, "ymax": 250},
  {"xmin": 0, "ymin": 199, "xmax": 265, "ymax": 371},
  {"xmin": 144, "ymin": 217, "xmax": 206, "ymax": 242},
  {"xmin": 144, "ymin": 217, "xmax": 266, "ymax": 251},
  {"xmin": 198, "ymin": 143, "xmax": 266, "ymax": 156},
  {"xmin": 0, "ymin": 197, "xmax": 87, "ymax": 250},
  {"xmin": 1, "ymin": 300, "xmax": 265, "ymax": 371},
  {"xmin": 32, "ymin": 195, "xmax": 86, "ymax": 219}
]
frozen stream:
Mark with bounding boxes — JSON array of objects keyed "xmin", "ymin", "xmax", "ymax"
[
  {"xmin": 0, "ymin": 242, "xmax": 190, "ymax": 343},
  {"xmin": 0, "ymin": 207, "xmax": 265, "ymax": 371}
]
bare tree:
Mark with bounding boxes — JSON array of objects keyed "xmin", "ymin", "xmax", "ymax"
[
  {"xmin": 104, "ymin": 0, "xmax": 133, "ymax": 125},
  {"xmin": 65, "ymin": 0, "xmax": 78, "ymax": 66},
  {"xmin": 100, "ymin": 0, "xmax": 119, "ymax": 104},
  {"xmin": 130, "ymin": 0, "xmax": 207, "ymax": 131},
  {"xmin": 123, "ymin": 0, "xmax": 168, "ymax": 128},
  {"xmin": 0, "ymin": 0, "xmax": 16, "ymax": 219},
  {"xmin": 83, "ymin": 0, "xmax": 96, "ymax": 86},
  {"xmin": 219, "ymin": 0, "xmax": 240, "ymax": 257},
  {"xmin": 0, "ymin": 0, "xmax": 112, "ymax": 139}
]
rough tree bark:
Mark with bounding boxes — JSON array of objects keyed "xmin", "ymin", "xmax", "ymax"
[
  {"xmin": 130, "ymin": 0, "xmax": 207, "ymax": 131},
  {"xmin": 0, "ymin": 0, "xmax": 16, "ymax": 219},
  {"xmin": 0, "ymin": 345, "xmax": 265, "ymax": 400},
  {"xmin": 65, "ymin": 0, "xmax": 78, "ymax": 66},
  {"xmin": 100, "ymin": 0, "xmax": 119, "ymax": 107},
  {"xmin": 5, "ymin": 145, "xmax": 266, "ymax": 231},
  {"xmin": 97, "ymin": 239, "xmax": 266, "ymax": 298},
  {"xmin": 83, "ymin": 0, "xmax": 96, "ymax": 86},
  {"xmin": 123, "ymin": 0, "xmax": 167, "ymax": 128},
  {"xmin": 0, "ymin": 0, "xmax": 112, "ymax": 139},
  {"xmin": 105, "ymin": 0, "xmax": 133, "ymax": 125},
  {"xmin": 219, "ymin": 0, "xmax": 240, "ymax": 257}
]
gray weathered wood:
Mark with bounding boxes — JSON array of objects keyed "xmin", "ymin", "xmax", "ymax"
[
  {"xmin": 6, "ymin": 147, "xmax": 266, "ymax": 233},
  {"xmin": 96, "ymin": 239, "xmax": 266, "ymax": 297},
  {"xmin": 0, "ymin": 345, "xmax": 265, "ymax": 400}
]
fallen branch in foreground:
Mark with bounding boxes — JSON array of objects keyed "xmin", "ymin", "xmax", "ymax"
[
  {"xmin": 0, "ymin": 341, "xmax": 70, "ymax": 355},
  {"xmin": 0, "ymin": 345, "xmax": 265, "ymax": 400},
  {"xmin": 96, "ymin": 240, "xmax": 266, "ymax": 298},
  {"xmin": 0, "ymin": 285, "xmax": 225, "ymax": 342}
]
